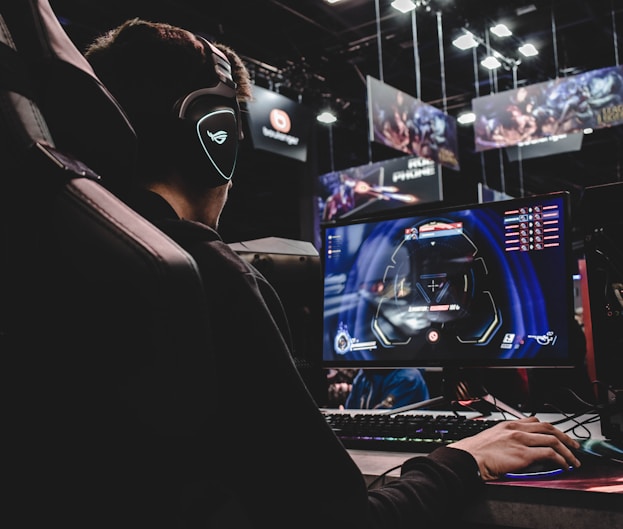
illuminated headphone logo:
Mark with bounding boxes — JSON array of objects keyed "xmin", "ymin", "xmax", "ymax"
[
  {"xmin": 195, "ymin": 107, "xmax": 238, "ymax": 181},
  {"xmin": 207, "ymin": 129, "xmax": 228, "ymax": 144},
  {"xmin": 269, "ymin": 108, "xmax": 291, "ymax": 133}
]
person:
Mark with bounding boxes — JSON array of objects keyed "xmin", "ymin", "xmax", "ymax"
[
  {"xmin": 84, "ymin": 18, "xmax": 581, "ymax": 529},
  {"xmin": 322, "ymin": 172, "xmax": 356, "ymax": 220},
  {"xmin": 489, "ymin": 104, "xmax": 538, "ymax": 146},
  {"xmin": 326, "ymin": 368, "xmax": 357, "ymax": 408},
  {"xmin": 345, "ymin": 368, "xmax": 430, "ymax": 410}
]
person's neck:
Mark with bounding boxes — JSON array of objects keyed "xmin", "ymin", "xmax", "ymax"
[{"xmin": 146, "ymin": 179, "xmax": 224, "ymax": 229}]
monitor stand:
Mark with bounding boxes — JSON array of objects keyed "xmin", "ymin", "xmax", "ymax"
[{"xmin": 386, "ymin": 367, "xmax": 527, "ymax": 419}]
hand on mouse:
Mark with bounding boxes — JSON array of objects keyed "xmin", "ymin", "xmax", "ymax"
[{"xmin": 447, "ymin": 416, "xmax": 581, "ymax": 481}]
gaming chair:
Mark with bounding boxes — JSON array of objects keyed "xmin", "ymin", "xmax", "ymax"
[{"xmin": 1, "ymin": 2, "xmax": 223, "ymax": 526}]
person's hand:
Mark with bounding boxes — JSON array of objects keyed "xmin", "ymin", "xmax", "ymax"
[{"xmin": 448, "ymin": 416, "xmax": 581, "ymax": 481}]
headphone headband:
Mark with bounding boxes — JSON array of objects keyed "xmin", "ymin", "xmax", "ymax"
[{"xmin": 197, "ymin": 36, "xmax": 237, "ymax": 91}]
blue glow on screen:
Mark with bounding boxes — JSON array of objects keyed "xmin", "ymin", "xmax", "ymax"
[{"xmin": 321, "ymin": 193, "xmax": 573, "ymax": 368}]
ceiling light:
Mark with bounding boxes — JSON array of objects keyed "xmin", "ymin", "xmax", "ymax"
[
  {"xmin": 481, "ymin": 56, "xmax": 502, "ymax": 69},
  {"xmin": 519, "ymin": 43, "xmax": 538, "ymax": 57},
  {"xmin": 457, "ymin": 111, "xmax": 476, "ymax": 125},
  {"xmin": 317, "ymin": 111, "xmax": 337, "ymax": 124},
  {"xmin": 391, "ymin": 0, "xmax": 416, "ymax": 14},
  {"xmin": 452, "ymin": 32, "xmax": 479, "ymax": 50},
  {"xmin": 324, "ymin": 0, "xmax": 344, "ymax": 4},
  {"xmin": 490, "ymin": 24, "xmax": 512, "ymax": 37}
]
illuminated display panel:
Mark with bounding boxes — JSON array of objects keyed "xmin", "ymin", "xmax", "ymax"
[{"xmin": 321, "ymin": 192, "xmax": 575, "ymax": 369}]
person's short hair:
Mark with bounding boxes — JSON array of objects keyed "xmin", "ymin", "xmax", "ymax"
[{"xmin": 85, "ymin": 18, "xmax": 252, "ymax": 183}]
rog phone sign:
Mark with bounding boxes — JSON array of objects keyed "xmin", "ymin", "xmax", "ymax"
[
  {"xmin": 316, "ymin": 155, "xmax": 442, "ymax": 223},
  {"xmin": 246, "ymin": 85, "xmax": 313, "ymax": 162}
]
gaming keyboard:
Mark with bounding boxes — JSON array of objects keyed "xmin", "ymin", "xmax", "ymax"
[{"xmin": 323, "ymin": 411, "xmax": 505, "ymax": 453}]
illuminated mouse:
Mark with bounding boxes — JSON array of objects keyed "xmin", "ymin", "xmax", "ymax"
[{"xmin": 504, "ymin": 460, "xmax": 574, "ymax": 479}]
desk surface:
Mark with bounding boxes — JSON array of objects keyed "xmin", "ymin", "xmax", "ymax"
[{"xmin": 343, "ymin": 411, "xmax": 623, "ymax": 528}]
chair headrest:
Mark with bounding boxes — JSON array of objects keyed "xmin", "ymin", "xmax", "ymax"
[{"xmin": 2, "ymin": 0, "xmax": 137, "ymax": 189}]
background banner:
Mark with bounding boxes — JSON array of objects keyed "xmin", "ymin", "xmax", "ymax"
[
  {"xmin": 246, "ymin": 85, "xmax": 314, "ymax": 162},
  {"xmin": 316, "ymin": 155, "xmax": 442, "ymax": 224},
  {"xmin": 367, "ymin": 76, "xmax": 460, "ymax": 171},
  {"xmin": 473, "ymin": 65, "xmax": 623, "ymax": 154}
]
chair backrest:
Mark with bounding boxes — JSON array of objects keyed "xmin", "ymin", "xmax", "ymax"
[{"xmin": 2, "ymin": 2, "xmax": 218, "ymax": 525}]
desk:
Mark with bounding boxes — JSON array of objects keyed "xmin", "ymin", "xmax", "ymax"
[{"xmin": 345, "ymin": 412, "xmax": 623, "ymax": 528}]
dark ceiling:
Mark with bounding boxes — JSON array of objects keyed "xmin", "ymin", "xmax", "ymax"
[{"xmin": 49, "ymin": 0, "xmax": 623, "ymax": 243}]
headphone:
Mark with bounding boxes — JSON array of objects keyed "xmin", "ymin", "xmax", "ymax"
[{"xmin": 171, "ymin": 36, "xmax": 242, "ymax": 188}]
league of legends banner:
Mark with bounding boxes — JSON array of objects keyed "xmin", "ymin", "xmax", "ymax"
[
  {"xmin": 472, "ymin": 65, "xmax": 623, "ymax": 153},
  {"xmin": 367, "ymin": 76, "xmax": 460, "ymax": 171}
]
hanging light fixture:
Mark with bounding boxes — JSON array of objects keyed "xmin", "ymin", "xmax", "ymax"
[
  {"xmin": 391, "ymin": 0, "xmax": 416, "ymax": 14},
  {"xmin": 457, "ymin": 111, "xmax": 476, "ymax": 125},
  {"xmin": 490, "ymin": 23, "xmax": 512, "ymax": 37},
  {"xmin": 452, "ymin": 31, "xmax": 479, "ymax": 50},
  {"xmin": 519, "ymin": 43, "xmax": 539, "ymax": 57},
  {"xmin": 317, "ymin": 110, "xmax": 337, "ymax": 124},
  {"xmin": 453, "ymin": 26, "xmax": 538, "ymax": 67},
  {"xmin": 481, "ymin": 55, "xmax": 502, "ymax": 70}
]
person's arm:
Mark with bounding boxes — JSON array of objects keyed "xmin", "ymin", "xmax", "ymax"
[
  {"xmin": 366, "ymin": 446, "xmax": 483, "ymax": 528},
  {"xmin": 174, "ymin": 228, "xmax": 581, "ymax": 529},
  {"xmin": 365, "ymin": 416, "xmax": 580, "ymax": 528}
]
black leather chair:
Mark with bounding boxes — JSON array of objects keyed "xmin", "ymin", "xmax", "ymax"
[{"xmin": 2, "ymin": 2, "xmax": 220, "ymax": 526}]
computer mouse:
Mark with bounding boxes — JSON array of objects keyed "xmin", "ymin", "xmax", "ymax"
[
  {"xmin": 503, "ymin": 438, "xmax": 623, "ymax": 479},
  {"xmin": 504, "ymin": 460, "xmax": 573, "ymax": 480}
]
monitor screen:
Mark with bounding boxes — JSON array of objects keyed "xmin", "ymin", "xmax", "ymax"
[{"xmin": 321, "ymin": 191, "xmax": 575, "ymax": 369}]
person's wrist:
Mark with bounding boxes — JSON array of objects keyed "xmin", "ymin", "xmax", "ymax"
[{"xmin": 447, "ymin": 445, "xmax": 488, "ymax": 481}]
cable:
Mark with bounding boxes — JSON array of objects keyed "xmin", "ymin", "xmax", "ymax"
[
  {"xmin": 367, "ymin": 464, "xmax": 402, "ymax": 490},
  {"xmin": 561, "ymin": 387, "xmax": 600, "ymax": 410},
  {"xmin": 435, "ymin": 10, "xmax": 447, "ymax": 114},
  {"xmin": 565, "ymin": 414, "xmax": 601, "ymax": 440},
  {"xmin": 411, "ymin": 9, "xmax": 421, "ymax": 100},
  {"xmin": 541, "ymin": 402, "xmax": 600, "ymax": 440},
  {"xmin": 374, "ymin": 0, "xmax": 383, "ymax": 82}
]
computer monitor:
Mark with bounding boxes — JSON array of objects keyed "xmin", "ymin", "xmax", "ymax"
[{"xmin": 320, "ymin": 191, "xmax": 576, "ymax": 374}]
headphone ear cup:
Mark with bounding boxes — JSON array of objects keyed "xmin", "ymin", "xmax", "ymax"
[{"xmin": 173, "ymin": 93, "xmax": 240, "ymax": 187}]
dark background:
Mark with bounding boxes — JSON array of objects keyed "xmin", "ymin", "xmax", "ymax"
[
  {"xmin": 44, "ymin": 0, "xmax": 623, "ymax": 409},
  {"xmin": 49, "ymin": 0, "xmax": 622, "ymax": 248}
]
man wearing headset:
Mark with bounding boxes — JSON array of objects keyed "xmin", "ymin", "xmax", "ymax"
[{"xmin": 85, "ymin": 18, "xmax": 580, "ymax": 529}]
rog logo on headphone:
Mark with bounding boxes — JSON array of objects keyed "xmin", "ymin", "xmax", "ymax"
[{"xmin": 207, "ymin": 129, "xmax": 228, "ymax": 145}]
